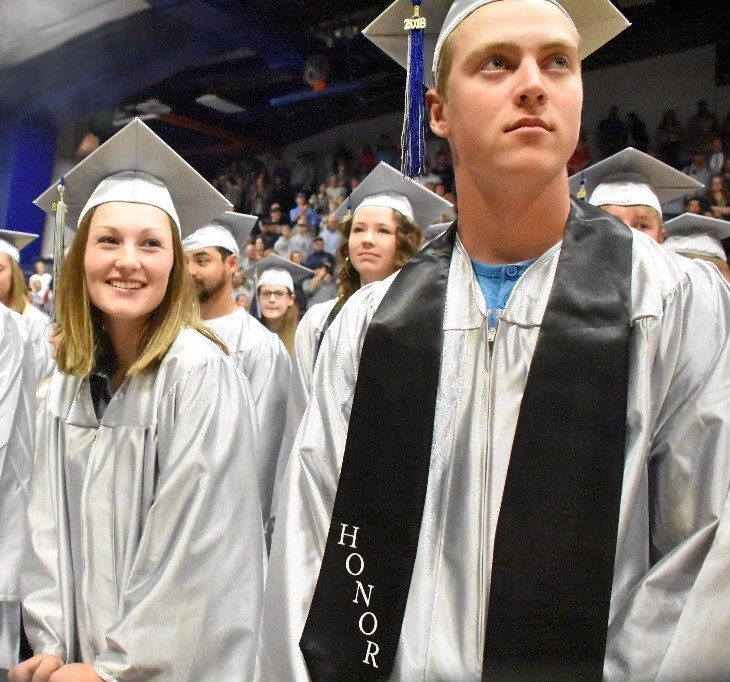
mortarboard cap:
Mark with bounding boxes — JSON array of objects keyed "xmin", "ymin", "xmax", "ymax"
[
  {"xmin": 0, "ymin": 229, "xmax": 39, "ymax": 262},
  {"xmin": 244, "ymin": 254, "xmax": 314, "ymax": 289},
  {"xmin": 182, "ymin": 211, "xmax": 258, "ymax": 257},
  {"xmin": 569, "ymin": 148, "xmax": 703, "ymax": 215},
  {"xmin": 34, "ymin": 118, "xmax": 231, "ymax": 238},
  {"xmin": 363, "ymin": 0, "xmax": 630, "ymax": 91},
  {"xmin": 334, "ymin": 162, "xmax": 452, "ymax": 229},
  {"xmin": 663, "ymin": 213, "xmax": 730, "ymax": 263}
]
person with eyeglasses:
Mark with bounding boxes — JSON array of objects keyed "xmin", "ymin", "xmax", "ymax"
[{"xmin": 245, "ymin": 255, "xmax": 312, "ymax": 357}]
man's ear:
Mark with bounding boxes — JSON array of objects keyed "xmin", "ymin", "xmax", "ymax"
[
  {"xmin": 427, "ymin": 89, "xmax": 449, "ymax": 140},
  {"xmin": 227, "ymin": 253, "xmax": 239, "ymax": 273}
]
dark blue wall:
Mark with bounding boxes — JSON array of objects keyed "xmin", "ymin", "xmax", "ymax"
[{"xmin": 0, "ymin": 120, "xmax": 57, "ymax": 268}]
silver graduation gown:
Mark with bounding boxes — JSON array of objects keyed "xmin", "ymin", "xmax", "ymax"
[
  {"xmin": 269, "ymin": 298, "xmax": 337, "ymax": 530},
  {"xmin": 23, "ymin": 328, "xmax": 265, "ymax": 681},
  {"xmin": 204, "ymin": 307, "xmax": 291, "ymax": 526},
  {"xmin": 0, "ymin": 307, "xmax": 35, "ymax": 668},
  {"xmin": 22, "ymin": 303, "xmax": 55, "ymax": 387},
  {"xmin": 256, "ymin": 231, "xmax": 730, "ymax": 681}
]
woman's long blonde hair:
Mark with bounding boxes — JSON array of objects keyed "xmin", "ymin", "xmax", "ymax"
[
  {"xmin": 336, "ymin": 208, "xmax": 422, "ymax": 303},
  {"xmin": 55, "ymin": 206, "xmax": 225, "ymax": 377},
  {"xmin": 0, "ymin": 253, "xmax": 27, "ymax": 314},
  {"xmin": 261, "ymin": 299, "xmax": 299, "ymax": 356}
]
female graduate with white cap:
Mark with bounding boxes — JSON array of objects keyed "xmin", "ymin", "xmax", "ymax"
[
  {"xmin": 268, "ymin": 161, "xmax": 451, "ymax": 534},
  {"xmin": 244, "ymin": 254, "xmax": 312, "ymax": 356},
  {"xmin": 0, "ymin": 230, "xmax": 56, "ymax": 387},
  {"xmin": 11, "ymin": 119, "xmax": 264, "ymax": 682}
]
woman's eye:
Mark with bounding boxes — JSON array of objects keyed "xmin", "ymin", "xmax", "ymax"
[
  {"xmin": 143, "ymin": 240, "xmax": 162, "ymax": 248},
  {"xmin": 98, "ymin": 236, "xmax": 118, "ymax": 245}
]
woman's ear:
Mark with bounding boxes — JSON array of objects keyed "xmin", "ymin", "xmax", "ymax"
[{"xmin": 427, "ymin": 89, "xmax": 449, "ymax": 140}]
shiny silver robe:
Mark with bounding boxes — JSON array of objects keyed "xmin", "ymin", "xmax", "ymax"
[
  {"xmin": 257, "ymin": 232, "xmax": 730, "ymax": 681},
  {"xmin": 22, "ymin": 302, "xmax": 55, "ymax": 388},
  {"xmin": 23, "ymin": 328, "xmax": 265, "ymax": 681},
  {"xmin": 270, "ymin": 298, "xmax": 337, "ymax": 529},
  {"xmin": 204, "ymin": 307, "xmax": 291, "ymax": 525},
  {"xmin": 0, "ymin": 307, "xmax": 35, "ymax": 669}
]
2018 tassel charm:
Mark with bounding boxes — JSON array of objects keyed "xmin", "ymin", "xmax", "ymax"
[
  {"xmin": 401, "ymin": 0, "xmax": 427, "ymax": 178},
  {"xmin": 576, "ymin": 171, "xmax": 587, "ymax": 200}
]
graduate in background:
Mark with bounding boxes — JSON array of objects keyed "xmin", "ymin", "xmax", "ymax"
[
  {"xmin": 663, "ymin": 212, "xmax": 730, "ymax": 281},
  {"xmin": 569, "ymin": 146, "xmax": 702, "ymax": 244},
  {"xmin": 256, "ymin": 1, "xmax": 730, "ymax": 680},
  {"xmin": 244, "ymin": 255, "xmax": 312, "ymax": 356},
  {"xmin": 0, "ymin": 305, "xmax": 35, "ymax": 672},
  {"xmin": 11, "ymin": 119, "xmax": 264, "ymax": 682},
  {"xmin": 183, "ymin": 213, "xmax": 291, "ymax": 543},
  {"xmin": 268, "ymin": 162, "xmax": 451, "ymax": 536},
  {"xmin": 0, "ymin": 230, "xmax": 56, "ymax": 387}
]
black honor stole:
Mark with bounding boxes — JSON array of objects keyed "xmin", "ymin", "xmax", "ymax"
[{"xmin": 300, "ymin": 200, "xmax": 633, "ymax": 681}]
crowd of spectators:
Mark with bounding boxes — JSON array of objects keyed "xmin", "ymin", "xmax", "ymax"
[{"xmin": 211, "ymin": 101, "xmax": 730, "ymax": 301}]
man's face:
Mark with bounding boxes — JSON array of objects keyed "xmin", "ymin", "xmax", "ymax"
[
  {"xmin": 270, "ymin": 205, "xmax": 282, "ymax": 221},
  {"xmin": 427, "ymin": 0, "xmax": 582, "ymax": 182},
  {"xmin": 186, "ymin": 247, "xmax": 235, "ymax": 304},
  {"xmin": 314, "ymin": 240, "xmax": 325, "ymax": 252},
  {"xmin": 297, "ymin": 221, "xmax": 309, "ymax": 233},
  {"xmin": 601, "ymin": 205, "xmax": 665, "ymax": 244}
]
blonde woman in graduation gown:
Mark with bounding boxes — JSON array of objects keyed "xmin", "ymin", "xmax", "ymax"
[{"xmin": 11, "ymin": 119, "xmax": 264, "ymax": 682}]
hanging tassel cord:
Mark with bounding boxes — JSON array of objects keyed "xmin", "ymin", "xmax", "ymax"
[{"xmin": 402, "ymin": 1, "xmax": 427, "ymax": 178}]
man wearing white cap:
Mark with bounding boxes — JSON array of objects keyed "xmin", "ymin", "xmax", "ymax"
[
  {"xmin": 183, "ymin": 213, "xmax": 291, "ymax": 538},
  {"xmin": 569, "ymin": 147, "xmax": 703, "ymax": 244},
  {"xmin": 663, "ymin": 212, "xmax": 730, "ymax": 282},
  {"xmin": 0, "ymin": 304, "xmax": 35, "ymax": 672},
  {"xmin": 258, "ymin": 2, "xmax": 730, "ymax": 681}
]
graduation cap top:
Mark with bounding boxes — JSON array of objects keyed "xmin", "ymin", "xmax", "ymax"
[
  {"xmin": 423, "ymin": 221, "xmax": 453, "ymax": 242},
  {"xmin": 334, "ymin": 162, "xmax": 452, "ymax": 229},
  {"xmin": 569, "ymin": 148, "xmax": 703, "ymax": 214},
  {"xmin": 34, "ymin": 118, "xmax": 231, "ymax": 239},
  {"xmin": 663, "ymin": 213, "xmax": 730, "ymax": 262},
  {"xmin": 363, "ymin": 0, "xmax": 630, "ymax": 91},
  {"xmin": 0, "ymin": 229, "xmax": 38, "ymax": 262},
  {"xmin": 243, "ymin": 254, "xmax": 314, "ymax": 292},
  {"xmin": 182, "ymin": 212, "xmax": 258, "ymax": 257}
]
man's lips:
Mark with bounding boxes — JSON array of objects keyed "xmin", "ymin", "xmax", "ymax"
[{"xmin": 506, "ymin": 118, "xmax": 551, "ymax": 132}]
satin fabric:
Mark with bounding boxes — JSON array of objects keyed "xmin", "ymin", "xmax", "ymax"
[
  {"xmin": 269, "ymin": 298, "xmax": 337, "ymax": 531},
  {"xmin": 0, "ymin": 308, "xmax": 35, "ymax": 669},
  {"xmin": 204, "ymin": 307, "xmax": 291, "ymax": 526},
  {"xmin": 257, "ymin": 230, "xmax": 730, "ymax": 681},
  {"xmin": 21, "ymin": 303, "xmax": 55, "ymax": 388},
  {"xmin": 23, "ymin": 328, "xmax": 265, "ymax": 681}
]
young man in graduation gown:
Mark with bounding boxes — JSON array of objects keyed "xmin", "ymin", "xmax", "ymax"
[
  {"xmin": 256, "ymin": 1, "xmax": 730, "ymax": 680},
  {"xmin": 183, "ymin": 213, "xmax": 291, "ymax": 536},
  {"xmin": 0, "ymin": 305, "xmax": 35, "ymax": 672}
]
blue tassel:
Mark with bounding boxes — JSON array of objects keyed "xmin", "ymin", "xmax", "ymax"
[{"xmin": 401, "ymin": 0, "xmax": 427, "ymax": 178}]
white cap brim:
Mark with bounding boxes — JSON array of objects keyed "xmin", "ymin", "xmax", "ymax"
[{"xmin": 0, "ymin": 229, "xmax": 39, "ymax": 262}]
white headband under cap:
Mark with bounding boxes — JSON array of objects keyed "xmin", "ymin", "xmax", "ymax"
[
  {"xmin": 354, "ymin": 192, "xmax": 415, "ymax": 222},
  {"xmin": 664, "ymin": 234, "xmax": 728, "ymax": 262},
  {"xmin": 257, "ymin": 268, "xmax": 295, "ymax": 293},
  {"xmin": 589, "ymin": 179, "xmax": 662, "ymax": 215},
  {"xmin": 0, "ymin": 240, "xmax": 20, "ymax": 262},
  {"xmin": 78, "ymin": 170, "xmax": 181, "ymax": 231},
  {"xmin": 182, "ymin": 225, "xmax": 239, "ymax": 255},
  {"xmin": 434, "ymin": 0, "xmax": 575, "ymax": 79}
]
